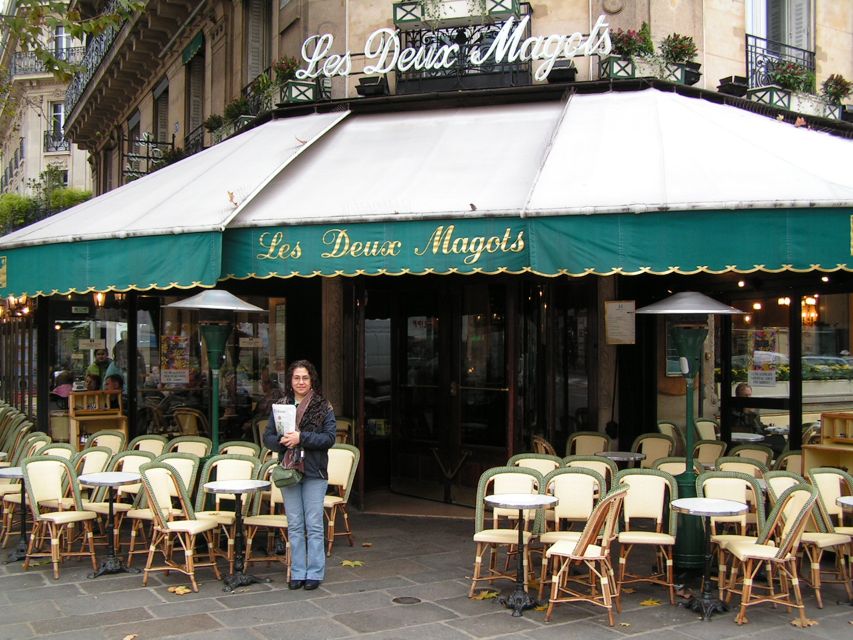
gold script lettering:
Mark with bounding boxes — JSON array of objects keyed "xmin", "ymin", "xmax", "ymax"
[
  {"xmin": 321, "ymin": 228, "xmax": 402, "ymax": 259},
  {"xmin": 414, "ymin": 225, "xmax": 525, "ymax": 265},
  {"xmin": 257, "ymin": 232, "xmax": 302, "ymax": 260}
]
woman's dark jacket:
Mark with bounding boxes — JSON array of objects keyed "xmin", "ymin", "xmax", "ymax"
[{"xmin": 263, "ymin": 393, "xmax": 336, "ymax": 479}]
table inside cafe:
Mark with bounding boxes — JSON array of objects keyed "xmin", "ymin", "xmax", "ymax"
[{"xmin": 484, "ymin": 493, "xmax": 558, "ymax": 617}]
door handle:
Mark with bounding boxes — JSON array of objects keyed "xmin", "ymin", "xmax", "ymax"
[{"xmin": 449, "ymin": 381, "xmax": 458, "ymax": 397}]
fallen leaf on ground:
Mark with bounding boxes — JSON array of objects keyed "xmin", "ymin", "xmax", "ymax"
[
  {"xmin": 472, "ymin": 590, "xmax": 499, "ymax": 600},
  {"xmin": 790, "ymin": 618, "xmax": 818, "ymax": 628},
  {"xmin": 533, "ymin": 604, "xmax": 548, "ymax": 611},
  {"xmin": 619, "ymin": 622, "xmax": 631, "ymax": 627},
  {"xmin": 361, "ymin": 542, "xmax": 373, "ymax": 547},
  {"xmin": 640, "ymin": 598, "xmax": 662, "ymax": 607},
  {"xmin": 340, "ymin": 559, "xmax": 364, "ymax": 567},
  {"xmin": 122, "ymin": 635, "xmax": 138, "ymax": 640},
  {"xmin": 167, "ymin": 586, "xmax": 192, "ymax": 595},
  {"xmin": 621, "ymin": 587, "xmax": 636, "ymax": 594}
]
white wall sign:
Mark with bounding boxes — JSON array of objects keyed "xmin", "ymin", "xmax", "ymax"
[
  {"xmin": 239, "ymin": 337, "xmax": 263, "ymax": 349},
  {"xmin": 297, "ymin": 15, "xmax": 612, "ymax": 83},
  {"xmin": 78, "ymin": 338, "xmax": 106, "ymax": 350},
  {"xmin": 605, "ymin": 300, "xmax": 635, "ymax": 345}
]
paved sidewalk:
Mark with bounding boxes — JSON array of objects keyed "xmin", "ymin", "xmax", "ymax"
[{"xmin": 0, "ymin": 512, "xmax": 850, "ymax": 639}]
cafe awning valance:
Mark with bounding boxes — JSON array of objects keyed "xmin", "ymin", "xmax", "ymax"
[{"xmin": 1, "ymin": 87, "xmax": 851, "ymax": 297}]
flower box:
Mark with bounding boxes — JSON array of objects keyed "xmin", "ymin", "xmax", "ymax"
[
  {"xmin": 283, "ymin": 80, "xmax": 317, "ymax": 104},
  {"xmin": 392, "ymin": 0, "xmax": 519, "ymax": 31},
  {"xmin": 717, "ymin": 75, "xmax": 748, "ymax": 97},
  {"xmin": 599, "ymin": 55, "xmax": 659, "ymax": 80},
  {"xmin": 659, "ymin": 61, "xmax": 702, "ymax": 86},
  {"xmin": 747, "ymin": 85, "xmax": 841, "ymax": 119}
]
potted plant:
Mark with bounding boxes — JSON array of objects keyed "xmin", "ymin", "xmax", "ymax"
[
  {"xmin": 203, "ymin": 114, "xmax": 224, "ymax": 132},
  {"xmin": 392, "ymin": 0, "xmax": 519, "ymax": 30},
  {"xmin": 747, "ymin": 60, "xmax": 833, "ymax": 117},
  {"xmin": 820, "ymin": 74, "xmax": 852, "ymax": 119},
  {"xmin": 272, "ymin": 56, "xmax": 299, "ymax": 87},
  {"xmin": 658, "ymin": 33, "xmax": 701, "ymax": 86},
  {"xmin": 600, "ymin": 22, "xmax": 658, "ymax": 79},
  {"xmin": 223, "ymin": 96, "xmax": 254, "ymax": 128}
]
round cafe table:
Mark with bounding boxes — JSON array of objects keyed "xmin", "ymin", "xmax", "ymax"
[
  {"xmin": 79, "ymin": 471, "xmax": 142, "ymax": 577},
  {"xmin": 484, "ymin": 493, "xmax": 558, "ymax": 617},
  {"xmin": 0, "ymin": 452, "xmax": 7, "ymax": 460},
  {"xmin": 671, "ymin": 497, "xmax": 748, "ymax": 620},
  {"xmin": 838, "ymin": 496, "xmax": 853, "ymax": 509},
  {"xmin": 0, "ymin": 466, "xmax": 26, "ymax": 562},
  {"xmin": 595, "ymin": 451, "xmax": 645, "ymax": 466},
  {"xmin": 730, "ymin": 432, "xmax": 764, "ymax": 443},
  {"xmin": 204, "ymin": 479, "xmax": 270, "ymax": 592}
]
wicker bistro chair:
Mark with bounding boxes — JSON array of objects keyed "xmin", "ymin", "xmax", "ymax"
[
  {"xmin": 806, "ymin": 467, "xmax": 853, "ymax": 532},
  {"xmin": 729, "ymin": 444, "xmax": 774, "ymax": 467},
  {"xmin": 544, "ymin": 485, "xmax": 628, "ymax": 626},
  {"xmin": 172, "ymin": 408, "xmax": 210, "ymax": 437},
  {"xmin": 325, "ymin": 444, "xmax": 360, "ymax": 555},
  {"xmin": 695, "ymin": 418, "xmax": 719, "ymax": 441},
  {"xmin": 508, "ymin": 453, "xmax": 562, "ymax": 477},
  {"xmin": 537, "ymin": 467, "xmax": 606, "ymax": 600},
  {"xmin": 218, "ymin": 441, "xmax": 261, "ymax": 457},
  {"xmin": 87, "ymin": 429, "xmax": 127, "ymax": 455},
  {"xmin": 0, "ymin": 433, "xmax": 51, "ymax": 546},
  {"xmin": 763, "ymin": 470, "xmax": 852, "ymax": 609},
  {"xmin": 36, "ymin": 442, "xmax": 76, "ymax": 459},
  {"xmin": 772, "ymin": 450, "xmax": 802, "ymax": 473},
  {"xmin": 532, "ymin": 435, "xmax": 558, "ymax": 456},
  {"xmin": 126, "ymin": 452, "xmax": 201, "ymax": 567},
  {"xmin": 167, "ymin": 435, "xmax": 213, "ymax": 458},
  {"xmin": 127, "ymin": 434, "xmax": 168, "ymax": 456},
  {"xmin": 716, "ymin": 456, "xmax": 769, "ymax": 479},
  {"xmin": 565, "ymin": 431, "xmax": 610, "ymax": 457},
  {"xmin": 652, "ymin": 456, "xmax": 703, "ymax": 476},
  {"xmin": 467, "ymin": 466, "xmax": 544, "ymax": 598},
  {"xmin": 563, "ymin": 455, "xmax": 618, "ymax": 491},
  {"xmin": 724, "ymin": 484, "xmax": 818, "ymax": 626},
  {"xmin": 696, "ymin": 471, "xmax": 767, "ymax": 598},
  {"xmin": 657, "ymin": 421, "xmax": 685, "ymax": 456},
  {"xmin": 692, "ymin": 439, "xmax": 727, "ymax": 468},
  {"xmin": 138, "ymin": 461, "xmax": 222, "ymax": 592},
  {"xmin": 629, "ymin": 434, "xmax": 674, "ymax": 469},
  {"xmin": 244, "ymin": 459, "xmax": 290, "ymax": 578},
  {"xmin": 615, "ymin": 469, "xmax": 679, "ymax": 604},
  {"xmin": 21, "ymin": 455, "xmax": 98, "ymax": 579},
  {"xmin": 194, "ymin": 454, "xmax": 261, "ymax": 573}
]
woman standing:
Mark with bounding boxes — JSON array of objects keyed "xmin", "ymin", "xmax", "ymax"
[{"xmin": 264, "ymin": 360, "xmax": 336, "ymax": 590}]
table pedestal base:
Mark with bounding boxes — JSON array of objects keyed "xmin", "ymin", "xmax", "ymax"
[
  {"xmin": 681, "ymin": 590, "xmax": 728, "ymax": 620},
  {"xmin": 501, "ymin": 584, "xmax": 537, "ymax": 617},
  {"xmin": 89, "ymin": 554, "xmax": 140, "ymax": 578},
  {"xmin": 223, "ymin": 571, "xmax": 270, "ymax": 592},
  {"xmin": 5, "ymin": 536, "xmax": 27, "ymax": 563}
]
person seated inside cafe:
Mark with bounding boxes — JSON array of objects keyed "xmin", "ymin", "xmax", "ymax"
[
  {"xmin": 731, "ymin": 382, "xmax": 785, "ymax": 456},
  {"xmin": 104, "ymin": 374, "xmax": 124, "ymax": 409},
  {"xmin": 85, "ymin": 372, "xmax": 101, "ymax": 391},
  {"xmin": 49, "ymin": 370, "xmax": 74, "ymax": 410}
]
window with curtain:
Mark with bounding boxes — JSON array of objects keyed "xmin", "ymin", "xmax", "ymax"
[{"xmin": 245, "ymin": 0, "xmax": 271, "ymax": 83}]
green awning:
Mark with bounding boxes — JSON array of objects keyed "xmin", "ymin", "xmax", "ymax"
[
  {"xmin": 0, "ymin": 232, "xmax": 222, "ymax": 296},
  {"xmin": 221, "ymin": 208, "xmax": 853, "ymax": 280},
  {"xmin": 182, "ymin": 32, "xmax": 204, "ymax": 64}
]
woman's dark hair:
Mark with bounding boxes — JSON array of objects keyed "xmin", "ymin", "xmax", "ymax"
[{"xmin": 285, "ymin": 359, "xmax": 321, "ymax": 397}]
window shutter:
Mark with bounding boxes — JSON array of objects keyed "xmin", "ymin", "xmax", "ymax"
[
  {"xmin": 155, "ymin": 91, "xmax": 169, "ymax": 141},
  {"xmin": 787, "ymin": 0, "xmax": 811, "ymax": 50},
  {"xmin": 767, "ymin": 0, "xmax": 785, "ymax": 43},
  {"xmin": 246, "ymin": 0, "xmax": 269, "ymax": 81},
  {"xmin": 188, "ymin": 56, "xmax": 204, "ymax": 131}
]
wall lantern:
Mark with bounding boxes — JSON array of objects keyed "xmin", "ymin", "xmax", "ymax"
[{"xmin": 801, "ymin": 295, "xmax": 818, "ymax": 326}]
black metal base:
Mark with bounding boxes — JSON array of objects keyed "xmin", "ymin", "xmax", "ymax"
[
  {"xmin": 681, "ymin": 591, "xmax": 729, "ymax": 620},
  {"xmin": 88, "ymin": 554, "xmax": 141, "ymax": 578},
  {"xmin": 223, "ymin": 571, "xmax": 271, "ymax": 592},
  {"xmin": 5, "ymin": 537, "xmax": 27, "ymax": 563},
  {"xmin": 500, "ymin": 585, "xmax": 537, "ymax": 617}
]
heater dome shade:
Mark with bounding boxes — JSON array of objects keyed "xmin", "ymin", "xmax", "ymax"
[
  {"xmin": 636, "ymin": 291, "xmax": 744, "ymax": 315},
  {"xmin": 164, "ymin": 289, "xmax": 263, "ymax": 312}
]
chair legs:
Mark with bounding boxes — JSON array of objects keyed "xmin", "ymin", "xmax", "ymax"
[
  {"xmin": 727, "ymin": 557, "xmax": 807, "ymax": 626},
  {"xmin": 468, "ymin": 542, "xmax": 532, "ymax": 598},
  {"xmin": 23, "ymin": 518, "xmax": 97, "ymax": 580},
  {"xmin": 617, "ymin": 543, "xmax": 675, "ymax": 605},
  {"xmin": 325, "ymin": 503, "xmax": 354, "ymax": 555},
  {"xmin": 142, "ymin": 528, "xmax": 221, "ymax": 592},
  {"xmin": 545, "ymin": 555, "xmax": 619, "ymax": 625}
]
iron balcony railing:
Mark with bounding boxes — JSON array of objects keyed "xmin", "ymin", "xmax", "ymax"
[
  {"xmin": 65, "ymin": 0, "xmax": 124, "ymax": 116},
  {"xmin": 12, "ymin": 47, "xmax": 85, "ymax": 76},
  {"xmin": 745, "ymin": 33, "xmax": 815, "ymax": 89},
  {"xmin": 44, "ymin": 131, "xmax": 70, "ymax": 152},
  {"xmin": 184, "ymin": 123, "xmax": 205, "ymax": 157},
  {"xmin": 121, "ymin": 134, "xmax": 175, "ymax": 183}
]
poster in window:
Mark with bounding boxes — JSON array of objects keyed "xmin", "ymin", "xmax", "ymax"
[
  {"xmin": 604, "ymin": 300, "xmax": 635, "ymax": 345},
  {"xmin": 160, "ymin": 335, "xmax": 189, "ymax": 385}
]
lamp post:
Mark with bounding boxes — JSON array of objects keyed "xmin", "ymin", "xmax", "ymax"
[
  {"xmin": 636, "ymin": 292, "xmax": 743, "ymax": 569},
  {"xmin": 165, "ymin": 290, "xmax": 263, "ymax": 453}
]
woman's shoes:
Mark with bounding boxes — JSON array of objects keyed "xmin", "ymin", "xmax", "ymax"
[
  {"xmin": 288, "ymin": 580, "xmax": 305, "ymax": 590},
  {"xmin": 304, "ymin": 580, "xmax": 321, "ymax": 590}
]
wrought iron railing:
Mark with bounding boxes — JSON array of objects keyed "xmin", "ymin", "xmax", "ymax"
[
  {"xmin": 65, "ymin": 0, "xmax": 124, "ymax": 116},
  {"xmin": 12, "ymin": 47, "xmax": 85, "ymax": 76},
  {"xmin": 184, "ymin": 123, "xmax": 206, "ymax": 157},
  {"xmin": 396, "ymin": 2, "xmax": 533, "ymax": 94},
  {"xmin": 121, "ymin": 133, "xmax": 175, "ymax": 183},
  {"xmin": 241, "ymin": 67, "xmax": 275, "ymax": 116},
  {"xmin": 745, "ymin": 34, "xmax": 815, "ymax": 89},
  {"xmin": 44, "ymin": 131, "xmax": 70, "ymax": 152}
]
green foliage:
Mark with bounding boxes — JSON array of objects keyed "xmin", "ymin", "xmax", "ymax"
[
  {"xmin": 48, "ymin": 187, "xmax": 92, "ymax": 210},
  {"xmin": 0, "ymin": 193, "xmax": 37, "ymax": 232},
  {"xmin": 768, "ymin": 61, "xmax": 815, "ymax": 93},
  {"xmin": 203, "ymin": 114, "xmax": 224, "ymax": 132},
  {"xmin": 0, "ymin": 1, "xmax": 145, "ymax": 81},
  {"xmin": 151, "ymin": 146, "xmax": 188, "ymax": 171},
  {"xmin": 610, "ymin": 22, "xmax": 655, "ymax": 58},
  {"xmin": 223, "ymin": 97, "xmax": 252, "ymax": 125},
  {"xmin": 272, "ymin": 56, "xmax": 300, "ymax": 85},
  {"xmin": 659, "ymin": 33, "xmax": 697, "ymax": 64},
  {"xmin": 821, "ymin": 74, "xmax": 853, "ymax": 103}
]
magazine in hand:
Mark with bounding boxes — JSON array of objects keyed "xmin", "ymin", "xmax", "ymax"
[{"xmin": 272, "ymin": 403, "xmax": 297, "ymax": 436}]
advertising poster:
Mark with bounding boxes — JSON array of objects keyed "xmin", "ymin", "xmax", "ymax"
[
  {"xmin": 160, "ymin": 335, "xmax": 189, "ymax": 385},
  {"xmin": 748, "ymin": 328, "xmax": 779, "ymax": 387}
]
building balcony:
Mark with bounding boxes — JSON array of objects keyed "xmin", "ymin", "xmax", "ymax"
[
  {"xmin": 44, "ymin": 131, "xmax": 70, "ymax": 153},
  {"xmin": 12, "ymin": 47, "xmax": 85, "ymax": 77},
  {"xmin": 745, "ymin": 34, "xmax": 815, "ymax": 89}
]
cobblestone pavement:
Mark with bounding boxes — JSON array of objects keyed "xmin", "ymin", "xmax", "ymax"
[{"xmin": 0, "ymin": 512, "xmax": 850, "ymax": 639}]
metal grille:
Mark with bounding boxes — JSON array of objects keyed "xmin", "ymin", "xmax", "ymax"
[
  {"xmin": 43, "ymin": 131, "xmax": 70, "ymax": 152},
  {"xmin": 184, "ymin": 123, "xmax": 206, "ymax": 157},
  {"xmin": 745, "ymin": 34, "xmax": 815, "ymax": 89},
  {"xmin": 12, "ymin": 47, "xmax": 85, "ymax": 76},
  {"xmin": 121, "ymin": 134, "xmax": 175, "ymax": 183}
]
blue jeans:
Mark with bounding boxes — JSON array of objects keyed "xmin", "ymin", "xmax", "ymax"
[{"xmin": 283, "ymin": 476, "xmax": 328, "ymax": 581}]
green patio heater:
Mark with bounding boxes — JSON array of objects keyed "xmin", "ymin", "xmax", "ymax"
[
  {"xmin": 636, "ymin": 292, "xmax": 743, "ymax": 569},
  {"xmin": 165, "ymin": 290, "xmax": 263, "ymax": 453}
]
